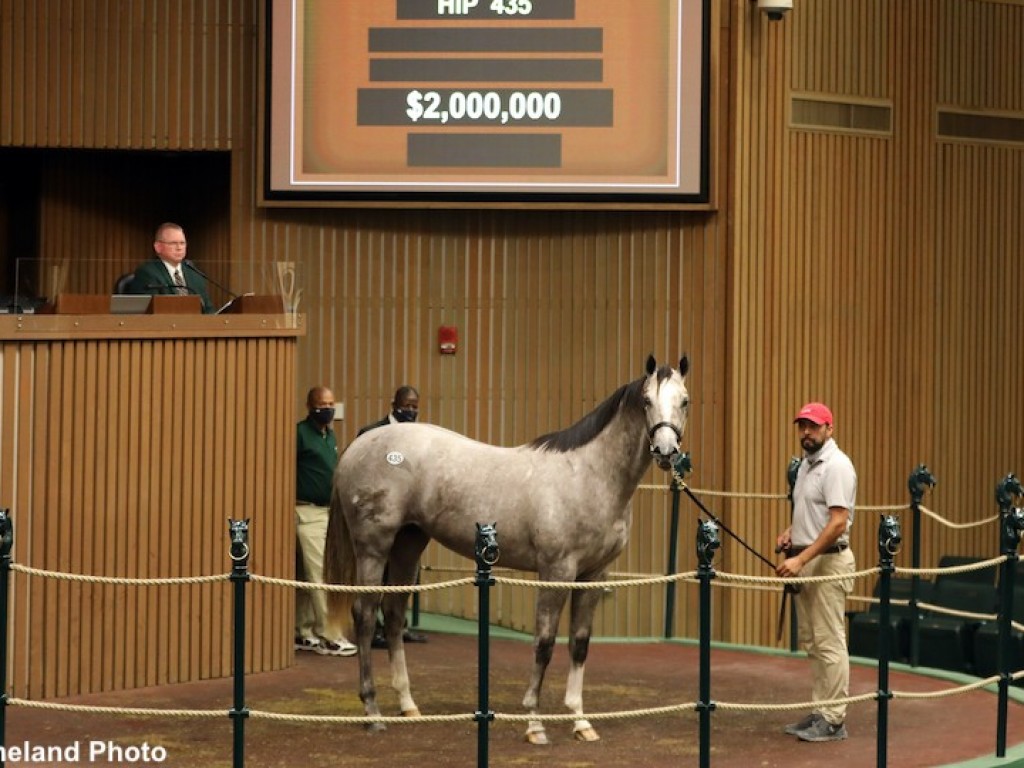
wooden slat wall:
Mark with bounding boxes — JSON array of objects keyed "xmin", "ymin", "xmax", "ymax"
[
  {"xmin": 0, "ymin": 0, "xmax": 240, "ymax": 149},
  {"xmin": 1, "ymin": 0, "xmax": 1022, "ymax": 657},
  {"xmin": 728, "ymin": 0, "xmax": 1024, "ymax": 647},
  {"xmin": 0, "ymin": 329, "xmax": 296, "ymax": 698}
]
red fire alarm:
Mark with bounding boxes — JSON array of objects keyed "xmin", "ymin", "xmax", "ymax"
[{"xmin": 439, "ymin": 325, "xmax": 458, "ymax": 354}]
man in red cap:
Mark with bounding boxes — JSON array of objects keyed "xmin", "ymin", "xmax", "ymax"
[{"xmin": 776, "ymin": 402, "xmax": 857, "ymax": 742}]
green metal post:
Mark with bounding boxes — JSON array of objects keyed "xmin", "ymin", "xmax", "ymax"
[
  {"xmin": 665, "ymin": 452, "xmax": 691, "ymax": 639},
  {"xmin": 228, "ymin": 519, "xmax": 251, "ymax": 768},
  {"xmin": 0, "ymin": 509, "xmax": 12, "ymax": 761},
  {"xmin": 994, "ymin": 474, "xmax": 1023, "ymax": 758},
  {"xmin": 907, "ymin": 465, "xmax": 936, "ymax": 668},
  {"xmin": 695, "ymin": 519, "xmax": 719, "ymax": 768},
  {"xmin": 474, "ymin": 523, "xmax": 499, "ymax": 768},
  {"xmin": 876, "ymin": 514, "xmax": 902, "ymax": 768}
]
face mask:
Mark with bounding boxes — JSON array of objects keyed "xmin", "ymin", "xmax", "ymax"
[
  {"xmin": 393, "ymin": 408, "xmax": 417, "ymax": 423},
  {"xmin": 311, "ymin": 407, "xmax": 335, "ymax": 426}
]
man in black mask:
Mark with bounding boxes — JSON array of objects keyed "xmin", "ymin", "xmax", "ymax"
[
  {"xmin": 295, "ymin": 385, "xmax": 357, "ymax": 657},
  {"xmin": 357, "ymin": 385, "xmax": 420, "ymax": 434},
  {"xmin": 357, "ymin": 384, "xmax": 428, "ymax": 646}
]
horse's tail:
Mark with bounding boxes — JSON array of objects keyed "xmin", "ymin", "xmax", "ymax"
[{"xmin": 323, "ymin": 481, "xmax": 356, "ymax": 641}]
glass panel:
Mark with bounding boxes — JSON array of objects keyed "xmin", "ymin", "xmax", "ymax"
[{"xmin": 4, "ymin": 258, "xmax": 304, "ymax": 317}]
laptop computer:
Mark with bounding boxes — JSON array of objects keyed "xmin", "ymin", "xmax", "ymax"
[{"xmin": 109, "ymin": 294, "xmax": 152, "ymax": 314}]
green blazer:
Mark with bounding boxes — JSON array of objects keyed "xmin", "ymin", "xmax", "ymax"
[{"xmin": 126, "ymin": 259, "xmax": 215, "ymax": 313}]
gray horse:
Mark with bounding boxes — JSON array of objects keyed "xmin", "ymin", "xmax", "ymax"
[{"xmin": 325, "ymin": 355, "xmax": 690, "ymax": 743}]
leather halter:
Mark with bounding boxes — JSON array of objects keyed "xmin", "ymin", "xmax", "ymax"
[{"xmin": 648, "ymin": 420, "xmax": 682, "ymax": 445}]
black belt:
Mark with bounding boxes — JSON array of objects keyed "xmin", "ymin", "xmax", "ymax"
[{"xmin": 787, "ymin": 542, "xmax": 849, "ymax": 556}]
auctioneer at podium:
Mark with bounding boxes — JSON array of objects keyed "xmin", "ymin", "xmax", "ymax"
[{"xmin": 126, "ymin": 222, "xmax": 215, "ymax": 313}]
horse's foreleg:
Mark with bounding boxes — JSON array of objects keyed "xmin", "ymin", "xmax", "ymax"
[
  {"xmin": 522, "ymin": 587, "xmax": 568, "ymax": 745},
  {"xmin": 565, "ymin": 583, "xmax": 603, "ymax": 742}
]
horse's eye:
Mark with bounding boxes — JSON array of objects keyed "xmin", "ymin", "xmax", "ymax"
[
  {"xmin": 682, "ymin": 397, "xmax": 690, "ymax": 409},
  {"xmin": 643, "ymin": 396, "xmax": 652, "ymax": 408}
]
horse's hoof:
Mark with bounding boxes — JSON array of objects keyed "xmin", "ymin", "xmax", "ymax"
[
  {"xmin": 524, "ymin": 730, "xmax": 549, "ymax": 746},
  {"xmin": 364, "ymin": 721, "xmax": 387, "ymax": 733},
  {"xmin": 401, "ymin": 707, "xmax": 421, "ymax": 718},
  {"xmin": 573, "ymin": 726, "xmax": 600, "ymax": 742}
]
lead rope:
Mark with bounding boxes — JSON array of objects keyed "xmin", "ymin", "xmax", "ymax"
[{"xmin": 672, "ymin": 471, "xmax": 794, "ymax": 642}]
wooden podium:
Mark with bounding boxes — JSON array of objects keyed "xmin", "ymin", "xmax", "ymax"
[
  {"xmin": 40, "ymin": 293, "xmax": 110, "ymax": 314},
  {"xmin": 0, "ymin": 312, "xmax": 304, "ymax": 698},
  {"xmin": 147, "ymin": 294, "xmax": 203, "ymax": 314},
  {"xmin": 218, "ymin": 294, "xmax": 286, "ymax": 314}
]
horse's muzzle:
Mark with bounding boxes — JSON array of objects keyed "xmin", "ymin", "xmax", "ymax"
[
  {"xmin": 648, "ymin": 421, "xmax": 682, "ymax": 470},
  {"xmin": 652, "ymin": 450, "xmax": 679, "ymax": 471}
]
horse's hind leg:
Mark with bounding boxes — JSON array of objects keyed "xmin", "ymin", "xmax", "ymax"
[
  {"xmin": 564, "ymin": 582, "xmax": 603, "ymax": 741},
  {"xmin": 522, "ymin": 585, "xmax": 570, "ymax": 745},
  {"xmin": 352, "ymin": 557, "xmax": 388, "ymax": 730},
  {"xmin": 381, "ymin": 525, "xmax": 429, "ymax": 718}
]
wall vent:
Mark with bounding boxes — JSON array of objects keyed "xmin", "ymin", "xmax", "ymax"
[
  {"xmin": 938, "ymin": 110, "xmax": 1024, "ymax": 144},
  {"xmin": 791, "ymin": 95, "xmax": 892, "ymax": 135}
]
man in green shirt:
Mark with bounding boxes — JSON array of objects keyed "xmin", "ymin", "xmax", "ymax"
[{"xmin": 295, "ymin": 385, "xmax": 356, "ymax": 656}]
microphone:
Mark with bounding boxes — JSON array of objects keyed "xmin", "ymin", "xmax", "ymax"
[{"xmin": 183, "ymin": 260, "xmax": 238, "ymax": 299}]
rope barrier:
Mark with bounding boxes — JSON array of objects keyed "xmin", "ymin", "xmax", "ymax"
[
  {"xmin": 420, "ymin": 566, "xmax": 786, "ymax": 593},
  {"xmin": 714, "ymin": 692, "xmax": 879, "ymax": 713},
  {"xmin": 249, "ymin": 573, "xmax": 474, "ymax": 593},
  {"xmin": 919, "ymin": 505, "xmax": 1000, "ymax": 530},
  {"xmin": 634, "ymin": 486, "xmax": 1002, "ymax": 536},
  {"xmin": 492, "ymin": 572, "xmax": 698, "ymax": 590},
  {"xmin": 891, "ymin": 676, "xmax": 1001, "ymax": 699},
  {"xmin": 15, "ymin": 671, "xmax": 1022, "ymax": 724},
  {"xmin": 249, "ymin": 710, "xmax": 476, "ymax": 725},
  {"xmin": 2, "ymin": 480, "xmax": 1020, "ymax": 759},
  {"xmin": 7, "ymin": 698, "xmax": 224, "ymax": 718},
  {"xmin": 9, "ymin": 557, "xmax": 1012, "ymax": 596},
  {"xmin": 637, "ymin": 484, "xmax": 788, "ymax": 501},
  {"xmin": 895, "ymin": 555, "xmax": 1007, "ymax": 578},
  {"xmin": 915, "ymin": 602, "xmax": 997, "ymax": 622},
  {"xmin": 717, "ymin": 567, "xmax": 880, "ymax": 587},
  {"xmin": 9, "ymin": 564, "xmax": 229, "ymax": 586}
]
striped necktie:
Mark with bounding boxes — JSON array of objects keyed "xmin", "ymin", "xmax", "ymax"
[{"xmin": 173, "ymin": 268, "xmax": 188, "ymax": 296}]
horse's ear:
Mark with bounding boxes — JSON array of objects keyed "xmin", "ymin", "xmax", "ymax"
[
  {"xmin": 678, "ymin": 356, "xmax": 689, "ymax": 376},
  {"xmin": 645, "ymin": 354, "xmax": 657, "ymax": 375}
]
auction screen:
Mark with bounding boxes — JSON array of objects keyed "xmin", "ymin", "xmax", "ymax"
[{"xmin": 264, "ymin": 0, "xmax": 710, "ymax": 205}]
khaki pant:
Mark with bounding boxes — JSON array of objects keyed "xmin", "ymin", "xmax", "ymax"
[
  {"xmin": 794, "ymin": 548, "xmax": 855, "ymax": 725},
  {"xmin": 295, "ymin": 503, "xmax": 346, "ymax": 643}
]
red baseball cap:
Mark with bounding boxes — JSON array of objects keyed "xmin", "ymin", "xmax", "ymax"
[{"xmin": 794, "ymin": 402, "xmax": 833, "ymax": 426}]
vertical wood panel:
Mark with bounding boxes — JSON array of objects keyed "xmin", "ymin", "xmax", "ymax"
[{"xmin": 0, "ymin": 326, "xmax": 296, "ymax": 698}]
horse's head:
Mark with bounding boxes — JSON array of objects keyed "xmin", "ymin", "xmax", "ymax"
[
  {"xmin": 643, "ymin": 354, "xmax": 690, "ymax": 470},
  {"xmin": 696, "ymin": 519, "xmax": 720, "ymax": 565},
  {"xmin": 907, "ymin": 464, "xmax": 937, "ymax": 505},
  {"xmin": 996, "ymin": 473, "xmax": 1024, "ymax": 512},
  {"xmin": 878, "ymin": 514, "xmax": 902, "ymax": 558}
]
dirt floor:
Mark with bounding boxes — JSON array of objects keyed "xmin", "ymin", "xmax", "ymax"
[{"xmin": 5, "ymin": 630, "xmax": 1023, "ymax": 768}]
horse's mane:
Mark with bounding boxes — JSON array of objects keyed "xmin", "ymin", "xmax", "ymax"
[{"xmin": 529, "ymin": 377, "xmax": 646, "ymax": 453}]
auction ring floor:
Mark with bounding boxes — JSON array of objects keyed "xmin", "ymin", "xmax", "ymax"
[{"xmin": 7, "ymin": 615, "xmax": 1023, "ymax": 768}]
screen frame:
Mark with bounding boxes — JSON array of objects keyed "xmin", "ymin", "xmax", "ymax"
[{"xmin": 259, "ymin": 0, "xmax": 714, "ymax": 210}]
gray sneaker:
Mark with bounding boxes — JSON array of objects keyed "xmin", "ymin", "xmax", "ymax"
[
  {"xmin": 796, "ymin": 717, "xmax": 847, "ymax": 742},
  {"xmin": 784, "ymin": 713, "xmax": 821, "ymax": 735}
]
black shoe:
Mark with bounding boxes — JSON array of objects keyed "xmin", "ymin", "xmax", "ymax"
[
  {"xmin": 402, "ymin": 629, "xmax": 428, "ymax": 643},
  {"xmin": 371, "ymin": 632, "xmax": 388, "ymax": 649}
]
